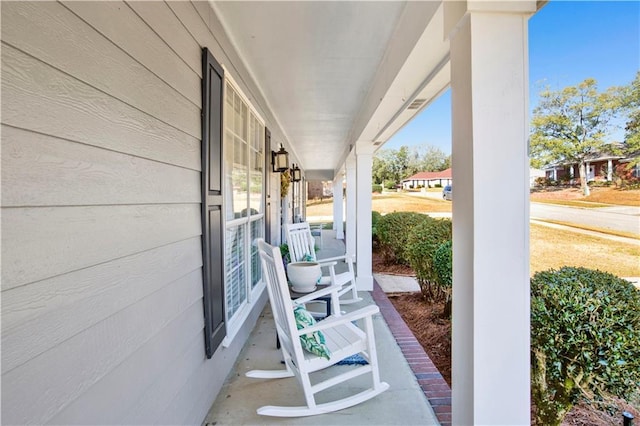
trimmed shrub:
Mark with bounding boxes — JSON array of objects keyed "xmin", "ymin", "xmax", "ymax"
[
  {"xmin": 531, "ymin": 267, "xmax": 640, "ymax": 426},
  {"xmin": 383, "ymin": 180, "xmax": 397, "ymax": 190},
  {"xmin": 376, "ymin": 212, "xmax": 429, "ymax": 264},
  {"xmin": 371, "ymin": 211, "xmax": 383, "ymax": 247},
  {"xmin": 405, "ymin": 218, "xmax": 452, "ymax": 301},
  {"xmin": 432, "ymin": 239, "xmax": 452, "ymax": 316},
  {"xmin": 372, "ymin": 184, "xmax": 382, "ymax": 193}
]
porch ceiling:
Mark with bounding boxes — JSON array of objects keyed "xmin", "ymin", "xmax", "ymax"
[{"xmin": 211, "ymin": 1, "xmax": 449, "ymax": 179}]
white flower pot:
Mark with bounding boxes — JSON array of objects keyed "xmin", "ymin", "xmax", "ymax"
[{"xmin": 287, "ymin": 262, "xmax": 322, "ymax": 293}]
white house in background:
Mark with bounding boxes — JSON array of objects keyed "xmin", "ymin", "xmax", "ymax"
[
  {"xmin": 1, "ymin": 1, "xmax": 541, "ymax": 424},
  {"xmin": 402, "ymin": 168, "xmax": 452, "ymax": 189},
  {"xmin": 530, "ymin": 168, "xmax": 546, "ymax": 187}
]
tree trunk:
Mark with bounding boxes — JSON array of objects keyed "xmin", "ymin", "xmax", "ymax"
[{"xmin": 579, "ymin": 161, "xmax": 590, "ymax": 196}]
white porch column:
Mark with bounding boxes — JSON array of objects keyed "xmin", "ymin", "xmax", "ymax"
[
  {"xmin": 607, "ymin": 159, "xmax": 613, "ymax": 181},
  {"xmin": 446, "ymin": 2, "xmax": 535, "ymax": 425},
  {"xmin": 333, "ymin": 176, "xmax": 344, "ymax": 239},
  {"xmin": 553, "ymin": 167, "xmax": 558, "ymax": 181},
  {"xmin": 355, "ymin": 144, "xmax": 374, "ymax": 291},
  {"xmin": 345, "ymin": 157, "xmax": 357, "ymax": 260}
]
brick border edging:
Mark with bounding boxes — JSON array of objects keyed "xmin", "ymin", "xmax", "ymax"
[{"xmin": 372, "ymin": 280, "xmax": 452, "ymax": 426}]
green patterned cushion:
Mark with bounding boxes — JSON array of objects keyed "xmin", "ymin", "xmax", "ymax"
[
  {"xmin": 293, "ymin": 305, "xmax": 331, "ymax": 360},
  {"xmin": 302, "ymin": 253, "xmax": 315, "ymax": 262}
]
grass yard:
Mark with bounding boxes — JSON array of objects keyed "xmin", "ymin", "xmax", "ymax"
[
  {"xmin": 307, "ymin": 189, "xmax": 640, "ymax": 278},
  {"xmin": 531, "ymin": 186, "xmax": 640, "ymax": 206},
  {"xmin": 530, "ymin": 223, "xmax": 640, "ymax": 277},
  {"xmin": 307, "ymin": 192, "xmax": 452, "ymax": 216}
]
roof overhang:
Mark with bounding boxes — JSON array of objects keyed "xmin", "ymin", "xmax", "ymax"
[{"xmin": 210, "ymin": 1, "xmax": 449, "ymax": 180}]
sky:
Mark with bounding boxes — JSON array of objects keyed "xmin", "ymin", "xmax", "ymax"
[{"xmin": 383, "ymin": 1, "xmax": 640, "ymax": 154}]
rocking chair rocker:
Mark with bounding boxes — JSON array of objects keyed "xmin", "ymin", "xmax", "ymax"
[{"xmin": 247, "ymin": 239, "xmax": 389, "ymax": 417}]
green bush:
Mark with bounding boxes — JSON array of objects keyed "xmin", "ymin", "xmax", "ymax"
[
  {"xmin": 371, "ymin": 211, "xmax": 383, "ymax": 246},
  {"xmin": 531, "ymin": 267, "xmax": 640, "ymax": 426},
  {"xmin": 432, "ymin": 240, "xmax": 452, "ymax": 316},
  {"xmin": 405, "ymin": 218, "xmax": 452, "ymax": 301},
  {"xmin": 372, "ymin": 184, "xmax": 382, "ymax": 193},
  {"xmin": 376, "ymin": 212, "xmax": 429, "ymax": 264},
  {"xmin": 383, "ymin": 180, "xmax": 396, "ymax": 190}
]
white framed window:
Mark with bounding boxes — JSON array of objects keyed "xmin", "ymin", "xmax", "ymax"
[{"xmin": 223, "ymin": 79, "xmax": 265, "ymax": 335}]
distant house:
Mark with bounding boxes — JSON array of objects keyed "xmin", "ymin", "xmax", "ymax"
[
  {"xmin": 402, "ymin": 168, "xmax": 452, "ymax": 189},
  {"xmin": 307, "ymin": 181, "xmax": 334, "ymax": 199},
  {"xmin": 530, "ymin": 168, "xmax": 546, "ymax": 187},
  {"xmin": 543, "ymin": 147, "xmax": 635, "ymax": 183}
]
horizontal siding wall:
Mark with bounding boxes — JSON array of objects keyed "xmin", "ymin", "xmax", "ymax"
[{"xmin": 1, "ymin": 1, "xmax": 268, "ymax": 424}]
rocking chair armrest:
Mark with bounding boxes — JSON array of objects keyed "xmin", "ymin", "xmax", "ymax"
[
  {"xmin": 292, "ymin": 284, "xmax": 342, "ymax": 305},
  {"xmin": 316, "ymin": 260, "xmax": 337, "ymax": 268},
  {"xmin": 297, "ymin": 304, "xmax": 380, "ymax": 335},
  {"xmin": 317, "ymin": 254, "xmax": 353, "ymax": 264}
]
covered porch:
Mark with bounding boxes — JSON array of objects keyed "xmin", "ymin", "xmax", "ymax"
[
  {"xmin": 2, "ymin": 1, "xmax": 539, "ymax": 423},
  {"xmin": 204, "ymin": 230, "xmax": 447, "ymax": 424},
  {"xmin": 222, "ymin": 1, "xmax": 537, "ymax": 422}
]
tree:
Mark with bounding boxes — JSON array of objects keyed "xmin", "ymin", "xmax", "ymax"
[
  {"xmin": 530, "ymin": 78, "xmax": 620, "ymax": 195},
  {"xmin": 415, "ymin": 145, "xmax": 450, "ymax": 172},
  {"xmin": 373, "ymin": 144, "xmax": 452, "ymax": 187},
  {"xmin": 620, "ymin": 71, "xmax": 640, "ymax": 166}
]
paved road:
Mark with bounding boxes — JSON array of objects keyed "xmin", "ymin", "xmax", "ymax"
[
  {"xmin": 405, "ymin": 191, "xmax": 640, "ymax": 235},
  {"xmin": 530, "ymin": 203, "xmax": 640, "ymax": 235}
]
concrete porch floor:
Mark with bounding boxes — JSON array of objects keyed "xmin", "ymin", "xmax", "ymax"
[{"xmin": 203, "ymin": 229, "xmax": 441, "ymax": 425}]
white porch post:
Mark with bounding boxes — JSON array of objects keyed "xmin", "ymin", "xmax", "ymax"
[
  {"xmin": 333, "ymin": 176, "xmax": 344, "ymax": 239},
  {"xmin": 355, "ymin": 144, "xmax": 373, "ymax": 290},
  {"xmin": 607, "ymin": 159, "xmax": 613, "ymax": 181},
  {"xmin": 345, "ymin": 157, "xmax": 357, "ymax": 260},
  {"xmin": 446, "ymin": 2, "xmax": 534, "ymax": 425}
]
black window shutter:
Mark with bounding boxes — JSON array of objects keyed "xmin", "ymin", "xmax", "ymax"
[
  {"xmin": 264, "ymin": 128, "xmax": 272, "ymax": 243},
  {"xmin": 201, "ymin": 47, "xmax": 225, "ymax": 358}
]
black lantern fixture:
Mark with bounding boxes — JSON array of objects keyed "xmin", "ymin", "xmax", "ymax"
[
  {"xmin": 271, "ymin": 145, "xmax": 289, "ymax": 173},
  {"xmin": 291, "ymin": 164, "xmax": 302, "ymax": 182}
]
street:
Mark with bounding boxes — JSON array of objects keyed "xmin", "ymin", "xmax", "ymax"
[
  {"xmin": 408, "ymin": 190, "xmax": 640, "ymax": 236},
  {"xmin": 530, "ymin": 202, "xmax": 640, "ymax": 235}
]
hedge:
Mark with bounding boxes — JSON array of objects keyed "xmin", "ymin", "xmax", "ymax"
[
  {"xmin": 376, "ymin": 212, "xmax": 430, "ymax": 265},
  {"xmin": 531, "ymin": 267, "xmax": 640, "ymax": 425},
  {"xmin": 405, "ymin": 218, "xmax": 452, "ymax": 301}
]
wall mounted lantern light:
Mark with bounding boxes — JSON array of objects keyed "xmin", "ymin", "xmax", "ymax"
[
  {"xmin": 272, "ymin": 145, "xmax": 289, "ymax": 173},
  {"xmin": 291, "ymin": 164, "xmax": 302, "ymax": 182}
]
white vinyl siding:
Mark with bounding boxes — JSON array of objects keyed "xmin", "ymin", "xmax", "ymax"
[{"xmin": 1, "ymin": 1, "xmax": 270, "ymax": 424}]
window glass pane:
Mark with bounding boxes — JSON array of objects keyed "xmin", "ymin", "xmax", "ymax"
[
  {"xmin": 224, "ymin": 130, "xmax": 235, "ymax": 219},
  {"xmin": 225, "ymin": 83, "xmax": 234, "ymax": 130},
  {"xmin": 250, "ymin": 217, "xmax": 264, "ymax": 288},
  {"xmin": 225, "ymin": 224, "xmax": 247, "ymax": 319},
  {"xmin": 233, "ymin": 137, "xmax": 248, "ymax": 218},
  {"xmin": 249, "ymin": 114, "xmax": 255, "ymax": 150},
  {"xmin": 249, "ymin": 171, "xmax": 263, "ymax": 214},
  {"xmin": 241, "ymin": 103, "xmax": 248, "ymax": 140}
]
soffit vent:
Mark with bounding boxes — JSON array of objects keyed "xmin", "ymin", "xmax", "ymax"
[
  {"xmin": 407, "ymin": 98, "xmax": 426, "ymax": 110},
  {"xmin": 373, "ymin": 141, "xmax": 382, "ymax": 146}
]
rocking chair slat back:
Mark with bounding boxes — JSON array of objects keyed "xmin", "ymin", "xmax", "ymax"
[
  {"xmin": 256, "ymin": 239, "xmax": 304, "ymax": 361},
  {"xmin": 286, "ymin": 223, "xmax": 316, "ymax": 261}
]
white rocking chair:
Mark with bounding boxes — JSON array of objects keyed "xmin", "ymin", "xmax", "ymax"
[
  {"xmin": 247, "ymin": 239, "xmax": 389, "ymax": 417},
  {"xmin": 285, "ymin": 222, "xmax": 362, "ymax": 305}
]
